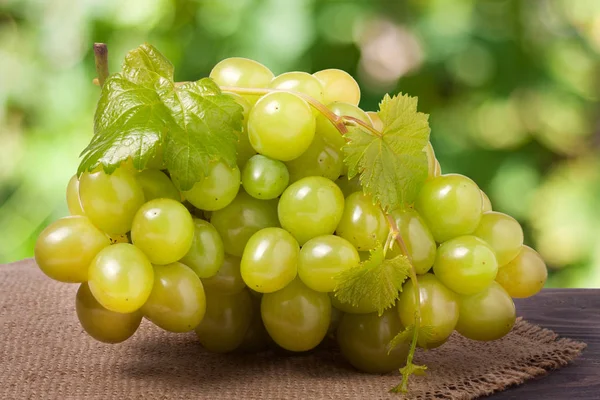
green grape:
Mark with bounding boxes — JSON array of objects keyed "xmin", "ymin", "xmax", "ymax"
[
  {"xmin": 473, "ymin": 211, "xmax": 524, "ymax": 266},
  {"xmin": 261, "ymin": 278, "xmax": 331, "ymax": 352},
  {"xmin": 209, "ymin": 57, "xmax": 274, "ymax": 103},
  {"xmin": 415, "ymin": 174, "xmax": 483, "ymax": 243},
  {"xmin": 241, "ymin": 155, "xmax": 289, "ymax": 200},
  {"xmin": 329, "ymin": 292, "xmax": 378, "ymax": 314},
  {"xmin": 481, "ymin": 190, "xmax": 492, "ymax": 212},
  {"xmin": 433, "ymin": 235, "xmax": 498, "ymax": 295},
  {"xmin": 210, "ymin": 191, "xmax": 279, "ymax": 257},
  {"xmin": 388, "ymin": 208, "xmax": 437, "ymax": 274},
  {"xmin": 182, "ymin": 160, "xmax": 240, "ymax": 211},
  {"xmin": 66, "ymin": 175, "xmax": 85, "ymax": 216},
  {"xmin": 366, "ymin": 111, "xmax": 383, "ymax": 132},
  {"xmin": 88, "ymin": 243, "xmax": 154, "ymax": 313},
  {"xmin": 240, "ymin": 227, "xmax": 299, "ymax": 293},
  {"xmin": 131, "ymin": 199, "xmax": 195, "ymax": 265},
  {"xmin": 456, "ymin": 282, "xmax": 516, "ymax": 341},
  {"xmin": 397, "ymin": 274, "xmax": 459, "ymax": 348},
  {"xmin": 269, "ymin": 71, "xmax": 325, "ymax": 108},
  {"xmin": 425, "ymin": 142, "xmax": 437, "ymax": 178},
  {"xmin": 201, "ymin": 254, "xmax": 246, "ymax": 295},
  {"xmin": 35, "ymin": 216, "xmax": 110, "ymax": 283},
  {"xmin": 335, "ymin": 176, "xmax": 362, "ymax": 198},
  {"xmin": 496, "ymin": 245, "xmax": 548, "ymax": 298},
  {"xmin": 180, "ymin": 219, "xmax": 225, "ymax": 278},
  {"xmin": 313, "ymin": 69, "xmax": 361, "ymax": 106},
  {"xmin": 79, "ymin": 168, "xmax": 145, "ymax": 235},
  {"xmin": 336, "ymin": 309, "xmax": 409, "ymax": 374},
  {"xmin": 298, "ymin": 235, "xmax": 360, "ymax": 292},
  {"xmin": 247, "ymin": 92, "xmax": 315, "ymax": 161},
  {"xmin": 315, "ymin": 101, "xmax": 372, "ymax": 152},
  {"xmin": 135, "ymin": 169, "xmax": 180, "ymax": 202},
  {"xmin": 195, "ymin": 289, "xmax": 254, "ymax": 353},
  {"xmin": 336, "ymin": 192, "xmax": 389, "ymax": 251},
  {"xmin": 76, "ymin": 283, "xmax": 142, "ymax": 343},
  {"xmin": 142, "ymin": 262, "xmax": 206, "ymax": 333},
  {"xmin": 238, "ymin": 295, "xmax": 271, "ymax": 353},
  {"xmin": 285, "ymin": 134, "xmax": 343, "ymax": 183}
]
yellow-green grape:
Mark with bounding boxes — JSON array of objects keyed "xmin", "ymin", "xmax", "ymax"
[
  {"xmin": 195, "ymin": 289, "xmax": 254, "ymax": 353},
  {"xmin": 76, "ymin": 283, "xmax": 142, "ymax": 343},
  {"xmin": 182, "ymin": 160, "xmax": 240, "ymax": 211},
  {"xmin": 88, "ymin": 243, "xmax": 154, "ymax": 313},
  {"xmin": 388, "ymin": 208, "xmax": 437, "ymax": 274},
  {"xmin": 313, "ymin": 69, "xmax": 361, "ymax": 106},
  {"xmin": 397, "ymin": 274, "xmax": 459, "ymax": 348},
  {"xmin": 425, "ymin": 142, "xmax": 437, "ymax": 178},
  {"xmin": 261, "ymin": 279, "xmax": 331, "ymax": 352},
  {"xmin": 66, "ymin": 175, "xmax": 85, "ymax": 216},
  {"xmin": 335, "ymin": 176, "xmax": 363, "ymax": 198},
  {"xmin": 210, "ymin": 57, "xmax": 274, "ymax": 103},
  {"xmin": 142, "ymin": 262, "xmax": 206, "ymax": 333},
  {"xmin": 329, "ymin": 292, "xmax": 378, "ymax": 314},
  {"xmin": 241, "ymin": 154, "xmax": 289, "ymax": 200},
  {"xmin": 456, "ymin": 282, "xmax": 516, "ymax": 341},
  {"xmin": 336, "ymin": 192, "xmax": 389, "ymax": 251},
  {"xmin": 481, "ymin": 190, "xmax": 492, "ymax": 212},
  {"xmin": 269, "ymin": 71, "xmax": 325, "ymax": 110},
  {"xmin": 135, "ymin": 169, "xmax": 179, "ymax": 201},
  {"xmin": 315, "ymin": 102, "xmax": 372, "ymax": 152},
  {"xmin": 131, "ymin": 198, "xmax": 195, "ymax": 265},
  {"xmin": 336, "ymin": 308, "xmax": 409, "ymax": 373},
  {"xmin": 496, "ymin": 245, "xmax": 548, "ymax": 298},
  {"xmin": 35, "ymin": 216, "xmax": 110, "ymax": 283},
  {"xmin": 180, "ymin": 219, "xmax": 224, "ymax": 278},
  {"xmin": 201, "ymin": 254, "xmax": 246, "ymax": 295},
  {"xmin": 285, "ymin": 134, "xmax": 343, "ymax": 183},
  {"xmin": 79, "ymin": 167, "xmax": 145, "ymax": 235},
  {"xmin": 473, "ymin": 211, "xmax": 524, "ymax": 266},
  {"xmin": 366, "ymin": 111, "xmax": 383, "ymax": 132}
]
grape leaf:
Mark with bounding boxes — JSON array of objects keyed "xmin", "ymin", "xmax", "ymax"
[
  {"xmin": 342, "ymin": 93, "xmax": 430, "ymax": 211},
  {"xmin": 333, "ymin": 244, "xmax": 410, "ymax": 315}
]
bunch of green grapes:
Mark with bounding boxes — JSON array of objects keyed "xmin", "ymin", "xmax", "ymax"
[{"xmin": 34, "ymin": 57, "xmax": 548, "ymax": 373}]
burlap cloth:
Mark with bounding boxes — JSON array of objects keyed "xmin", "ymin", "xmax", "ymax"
[{"xmin": 0, "ymin": 260, "xmax": 586, "ymax": 399}]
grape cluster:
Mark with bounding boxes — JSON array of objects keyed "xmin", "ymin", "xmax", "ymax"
[{"xmin": 34, "ymin": 58, "xmax": 548, "ymax": 374}]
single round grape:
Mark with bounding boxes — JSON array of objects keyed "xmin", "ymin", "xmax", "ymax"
[
  {"xmin": 366, "ymin": 111, "xmax": 383, "ymax": 132},
  {"xmin": 278, "ymin": 176, "xmax": 345, "ymax": 245},
  {"xmin": 269, "ymin": 71, "xmax": 325, "ymax": 107},
  {"xmin": 315, "ymin": 102, "xmax": 372, "ymax": 151},
  {"xmin": 201, "ymin": 254, "xmax": 246, "ymax": 295},
  {"xmin": 415, "ymin": 174, "xmax": 483, "ymax": 243},
  {"xmin": 142, "ymin": 262, "xmax": 206, "ymax": 332},
  {"xmin": 240, "ymin": 227, "xmax": 299, "ymax": 293},
  {"xmin": 76, "ymin": 283, "xmax": 142, "ymax": 343},
  {"xmin": 66, "ymin": 175, "xmax": 85, "ymax": 216},
  {"xmin": 195, "ymin": 289, "xmax": 254, "ymax": 353},
  {"xmin": 135, "ymin": 169, "xmax": 179, "ymax": 202},
  {"xmin": 456, "ymin": 281, "xmax": 516, "ymax": 341},
  {"xmin": 35, "ymin": 216, "xmax": 110, "ymax": 283},
  {"xmin": 88, "ymin": 243, "xmax": 154, "ymax": 313},
  {"xmin": 388, "ymin": 208, "xmax": 436, "ymax": 274},
  {"xmin": 313, "ymin": 69, "xmax": 360, "ymax": 106},
  {"xmin": 131, "ymin": 199, "xmax": 194, "ymax": 265},
  {"xmin": 298, "ymin": 235, "xmax": 360, "ymax": 292},
  {"xmin": 473, "ymin": 211, "xmax": 524, "ymax": 266},
  {"xmin": 79, "ymin": 168, "xmax": 145, "ymax": 235},
  {"xmin": 210, "ymin": 191, "xmax": 279, "ymax": 257},
  {"xmin": 182, "ymin": 160, "xmax": 240, "ymax": 211},
  {"xmin": 337, "ymin": 309, "xmax": 409, "ymax": 374},
  {"xmin": 180, "ymin": 219, "xmax": 224, "ymax": 278},
  {"xmin": 425, "ymin": 142, "xmax": 437, "ymax": 178},
  {"xmin": 433, "ymin": 235, "xmax": 498, "ymax": 295},
  {"xmin": 329, "ymin": 292, "xmax": 378, "ymax": 314},
  {"xmin": 496, "ymin": 245, "xmax": 548, "ymax": 298},
  {"xmin": 210, "ymin": 57, "xmax": 274, "ymax": 103},
  {"xmin": 247, "ymin": 92, "xmax": 315, "ymax": 161},
  {"xmin": 261, "ymin": 279, "xmax": 331, "ymax": 352},
  {"xmin": 335, "ymin": 176, "xmax": 363, "ymax": 198},
  {"xmin": 241, "ymin": 155, "xmax": 289, "ymax": 200},
  {"xmin": 397, "ymin": 274, "xmax": 459, "ymax": 348},
  {"xmin": 285, "ymin": 134, "xmax": 343, "ymax": 183},
  {"xmin": 481, "ymin": 190, "xmax": 492, "ymax": 212},
  {"xmin": 336, "ymin": 192, "xmax": 389, "ymax": 251}
]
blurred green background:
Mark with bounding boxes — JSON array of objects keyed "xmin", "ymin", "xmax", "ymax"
[{"xmin": 1, "ymin": 0, "xmax": 599, "ymax": 287}]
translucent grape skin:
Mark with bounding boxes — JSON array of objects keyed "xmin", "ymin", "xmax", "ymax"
[
  {"xmin": 330, "ymin": 292, "xmax": 378, "ymax": 314},
  {"xmin": 336, "ymin": 192, "xmax": 389, "ymax": 251},
  {"xmin": 35, "ymin": 216, "xmax": 110, "ymax": 283},
  {"xmin": 496, "ymin": 245, "xmax": 548, "ymax": 298},
  {"xmin": 298, "ymin": 235, "xmax": 360, "ymax": 292},
  {"xmin": 269, "ymin": 71, "xmax": 325, "ymax": 107},
  {"xmin": 315, "ymin": 102, "xmax": 372, "ymax": 152},
  {"xmin": 66, "ymin": 175, "xmax": 85, "ymax": 216},
  {"xmin": 261, "ymin": 279, "xmax": 331, "ymax": 352},
  {"xmin": 481, "ymin": 190, "xmax": 492, "ymax": 212},
  {"xmin": 135, "ymin": 169, "xmax": 180, "ymax": 202},
  {"xmin": 473, "ymin": 211, "xmax": 524, "ymax": 266},
  {"xmin": 397, "ymin": 274, "xmax": 459, "ymax": 348},
  {"xmin": 79, "ymin": 167, "xmax": 145, "ymax": 235},
  {"xmin": 76, "ymin": 283, "xmax": 142, "ymax": 344},
  {"xmin": 142, "ymin": 262, "xmax": 206, "ymax": 333},
  {"xmin": 241, "ymin": 154, "xmax": 289, "ymax": 200},
  {"xmin": 285, "ymin": 134, "xmax": 343, "ymax": 183},
  {"xmin": 88, "ymin": 243, "xmax": 154, "ymax": 313},
  {"xmin": 131, "ymin": 198, "xmax": 195, "ymax": 265},
  {"xmin": 313, "ymin": 69, "xmax": 361, "ymax": 106},
  {"xmin": 247, "ymin": 92, "xmax": 316, "ymax": 161},
  {"xmin": 388, "ymin": 208, "xmax": 437, "ymax": 274},
  {"xmin": 456, "ymin": 282, "xmax": 516, "ymax": 341},
  {"xmin": 201, "ymin": 254, "xmax": 246, "ymax": 295},
  {"xmin": 240, "ymin": 227, "xmax": 299, "ymax": 293},
  {"xmin": 182, "ymin": 160, "xmax": 240, "ymax": 211},
  {"xmin": 180, "ymin": 219, "xmax": 224, "ymax": 279},
  {"xmin": 210, "ymin": 57, "xmax": 274, "ymax": 103},
  {"xmin": 415, "ymin": 174, "xmax": 484, "ymax": 243},
  {"xmin": 278, "ymin": 176, "xmax": 345, "ymax": 245},
  {"xmin": 336, "ymin": 308, "xmax": 409, "ymax": 374},
  {"xmin": 433, "ymin": 235, "xmax": 498, "ymax": 295},
  {"xmin": 210, "ymin": 191, "xmax": 279, "ymax": 257}
]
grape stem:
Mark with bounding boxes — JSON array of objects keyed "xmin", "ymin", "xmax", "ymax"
[{"xmin": 93, "ymin": 43, "xmax": 109, "ymax": 87}]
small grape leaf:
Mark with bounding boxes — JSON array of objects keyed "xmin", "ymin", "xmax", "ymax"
[
  {"xmin": 333, "ymin": 244, "xmax": 410, "ymax": 316},
  {"xmin": 342, "ymin": 93, "xmax": 430, "ymax": 211}
]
